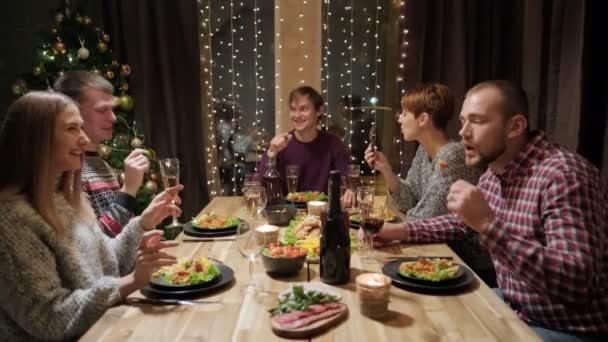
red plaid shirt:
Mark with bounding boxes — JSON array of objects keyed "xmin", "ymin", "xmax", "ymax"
[{"xmin": 406, "ymin": 131, "xmax": 608, "ymax": 334}]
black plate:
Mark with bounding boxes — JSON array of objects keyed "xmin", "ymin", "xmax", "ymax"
[
  {"xmin": 149, "ymin": 265, "xmax": 223, "ymax": 291},
  {"xmin": 382, "ymin": 258, "xmax": 475, "ymax": 294},
  {"xmin": 143, "ymin": 263, "xmax": 235, "ymax": 299},
  {"xmin": 183, "ymin": 222, "xmax": 237, "ymax": 237},
  {"xmin": 284, "ymin": 199, "xmax": 307, "ymax": 209},
  {"xmin": 190, "ymin": 218, "xmax": 242, "ymax": 233}
]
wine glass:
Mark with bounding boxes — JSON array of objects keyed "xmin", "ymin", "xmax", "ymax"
[
  {"xmin": 286, "ymin": 165, "xmax": 299, "ymax": 206},
  {"xmin": 356, "ymin": 186, "xmax": 375, "ymax": 262},
  {"xmin": 244, "ymin": 185, "xmax": 267, "ymax": 228},
  {"xmin": 159, "ymin": 158, "xmax": 182, "ymax": 235},
  {"xmin": 347, "ymin": 164, "xmax": 361, "ymax": 190},
  {"xmin": 236, "ymin": 220, "xmax": 266, "ymax": 292},
  {"xmin": 243, "ymin": 173, "xmax": 261, "ymax": 194}
]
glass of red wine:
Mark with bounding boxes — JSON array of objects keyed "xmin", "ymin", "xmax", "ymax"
[{"xmin": 361, "ymin": 205, "xmax": 383, "ymax": 263}]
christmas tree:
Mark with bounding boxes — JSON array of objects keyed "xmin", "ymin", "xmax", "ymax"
[{"xmin": 11, "ymin": 0, "xmax": 160, "ymax": 213}]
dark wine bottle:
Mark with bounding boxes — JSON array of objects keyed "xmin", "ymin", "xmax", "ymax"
[
  {"xmin": 263, "ymin": 151, "xmax": 283, "ymax": 205},
  {"xmin": 320, "ymin": 170, "xmax": 351, "ymax": 284}
]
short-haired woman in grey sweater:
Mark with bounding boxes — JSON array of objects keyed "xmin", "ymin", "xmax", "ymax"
[
  {"xmin": 363, "ymin": 83, "xmax": 495, "ymax": 286},
  {"xmin": 0, "ymin": 92, "xmax": 182, "ymax": 340}
]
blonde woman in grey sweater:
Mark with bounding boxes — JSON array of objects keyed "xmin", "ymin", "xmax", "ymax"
[{"xmin": 0, "ymin": 92, "xmax": 182, "ymax": 340}]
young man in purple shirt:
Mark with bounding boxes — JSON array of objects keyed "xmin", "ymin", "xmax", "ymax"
[
  {"xmin": 258, "ymin": 86, "xmax": 349, "ymax": 195},
  {"xmin": 373, "ymin": 80, "xmax": 607, "ymax": 340}
]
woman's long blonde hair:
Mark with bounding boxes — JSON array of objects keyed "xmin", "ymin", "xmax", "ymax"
[{"xmin": 0, "ymin": 91, "xmax": 94, "ymax": 235}]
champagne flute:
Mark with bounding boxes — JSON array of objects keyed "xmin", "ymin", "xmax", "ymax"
[
  {"xmin": 244, "ymin": 185, "xmax": 266, "ymax": 228},
  {"xmin": 286, "ymin": 165, "xmax": 299, "ymax": 206},
  {"xmin": 347, "ymin": 164, "xmax": 361, "ymax": 190},
  {"xmin": 243, "ymin": 173, "xmax": 261, "ymax": 194},
  {"xmin": 236, "ymin": 221, "xmax": 265, "ymax": 292},
  {"xmin": 159, "ymin": 158, "xmax": 181, "ymax": 234}
]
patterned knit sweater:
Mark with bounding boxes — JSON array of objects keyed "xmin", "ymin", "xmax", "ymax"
[
  {"xmin": 389, "ymin": 142, "xmax": 495, "ymax": 281},
  {"xmin": 0, "ymin": 194, "xmax": 144, "ymax": 341},
  {"xmin": 82, "ymin": 154, "xmax": 136, "ymax": 237}
]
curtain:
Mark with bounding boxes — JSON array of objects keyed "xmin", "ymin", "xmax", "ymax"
[
  {"xmin": 401, "ymin": 0, "xmax": 608, "ymax": 174},
  {"xmin": 103, "ymin": 0, "xmax": 210, "ymax": 218}
]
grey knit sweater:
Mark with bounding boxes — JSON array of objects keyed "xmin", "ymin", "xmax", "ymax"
[
  {"xmin": 0, "ymin": 194, "xmax": 144, "ymax": 341},
  {"xmin": 389, "ymin": 142, "xmax": 483, "ymax": 219}
]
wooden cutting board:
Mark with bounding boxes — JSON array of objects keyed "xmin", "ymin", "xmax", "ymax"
[{"xmin": 270, "ymin": 306, "xmax": 348, "ymax": 339}]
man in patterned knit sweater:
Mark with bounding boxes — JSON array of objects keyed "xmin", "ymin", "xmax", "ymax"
[
  {"xmin": 376, "ymin": 80, "xmax": 607, "ymax": 340},
  {"xmin": 55, "ymin": 71, "xmax": 150, "ymax": 237}
]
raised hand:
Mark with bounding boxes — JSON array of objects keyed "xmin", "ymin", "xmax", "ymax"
[
  {"xmin": 268, "ymin": 133, "xmax": 293, "ymax": 154},
  {"xmin": 364, "ymin": 144, "xmax": 391, "ymax": 175},
  {"xmin": 131, "ymin": 230, "xmax": 178, "ymax": 288},
  {"xmin": 139, "ymin": 185, "xmax": 183, "ymax": 230},
  {"xmin": 121, "ymin": 148, "xmax": 151, "ymax": 196},
  {"xmin": 447, "ymin": 180, "xmax": 495, "ymax": 233}
]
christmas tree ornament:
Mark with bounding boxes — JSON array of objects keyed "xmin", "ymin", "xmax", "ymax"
[
  {"xmin": 113, "ymin": 133, "xmax": 130, "ymax": 147},
  {"xmin": 111, "ymin": 60, "xmax": 120, "ymax": 67},
  {"xmin": 102, "ymin": 32, "xmax": 110, "ymax": 42},
  {"xmin": 119, "ymin": 94, "xmax": 134, "ymax": 111},
  {"xmin": 77, "ymin": 37, "xmax": 89, "ymax": 59},
  {"xmin": 54, "ymin": 12, "xmax": 64, "ymax": 23},
  {"xmin": 105, "ymin": 70, "xmax": 115, "ymax": 80},
  {"xmin": 97, "ymin": 41, "xmax": 108, "ymax": 53},
  {"xmin": 78, "ymin": 46, "xmax": 89, "ymax": 59},
  {"xmin": 116, "ymin": 172, "xmax": 124, "ymax": 186},
  {"xmin": 97, "ymin": 144, "xmax": 113, "ymax": 159},
  {"xmin": 11, "ymin": 83, "xmax": 24, "ymax": 95},
  {"xmin": 120, "ymin": 64, "xmax": 131, "ymax": 77},
  {"xmin": 143, "ymin": 180, "xmax": 158, "ymax": 194},
  {"xmin": 130, "ymin": 136, "xmax": 143, "ymax": 148},
  {"xmin": 75, "ymin": 14, "xmax": 84, "ymax": 24},
  {"xmin": 120, "ymin": 82, "xmax": 129, "ymax": 92},
  {"xmin": 52, "ymin": 40, "xmax": 66, "ymax": 54},
  {"xmin": 149, "ymin": 172, "xmax": 160, "ymax": 182},
  {"xmin": 83, "ymin": 16, "xmax": 92, "ymax": 25},
  {"xmin": 33, "ymin": 65, "xmax": 43, "ymax": 76}
]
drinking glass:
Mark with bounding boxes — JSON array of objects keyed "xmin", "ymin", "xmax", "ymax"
[
  {"xmin": 286, "ymin": 165, "xmax": 299, "ymax": 206},
  {"xmin": 244, "ymin": 185, "xmax": 267, "ymax": 228},
  {"xmin": 356, "ymin": 186, "xmax": 375, "ymax": 262},
  {"xmin": 347, "ymin": 164, "xmax": 361, "ymax": 190},
  {"xmin": 361, "ymin": 205, "xmax": 384, "ymax": 263},
  {"xmin": 159, "ymin": 158, "xmax": 181, "ymax": 229},
  {"xmin": 236, "ymin": 221, "xmax": 266, "ymax": 292},
  {"xmin": 243, "ymin": 173, "xmax": 261, "ymax": 195}
]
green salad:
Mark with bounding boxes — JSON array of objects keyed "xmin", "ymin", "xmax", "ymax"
[
  {"xmin": 398, "ymin": 258, "xmax": 460, "ymax": 282},
  {"xmin": 153, "ymin": 257, "xmax": 221, "ymax": 285}
]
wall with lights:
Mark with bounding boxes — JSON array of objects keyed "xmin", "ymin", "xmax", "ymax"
[{"xmin": 274, "ymin": 0, "xmax": 322, "ymax": 133}]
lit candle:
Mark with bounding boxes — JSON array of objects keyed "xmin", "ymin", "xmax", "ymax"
[
  {"xmin": 356, "ymin": 273, "xmax": 391, "ymax": 319},
  {"xmin": 307, "ymin": 201, "xmax": 327, "ymax": 217},
  {"xmin": 255, "ymin": 224, "xmax": 279, "ymax": 246}
]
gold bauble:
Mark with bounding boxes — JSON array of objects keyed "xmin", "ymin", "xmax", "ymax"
[
  {"xmin": 113, "ymin": 133, "xmax": 130, "ymax": 147},
  {"xmin": 105, "ymin": 70, "xmax": 115, "ymax": 80},
  {"xmin": 119, "ymin": 82, "xmax": 129, "ymax": 92},
  {"xmin": 116, "ymin": 172, "xmax": 124, "ymax": 186},
  {"xmin": 102, "ymin": 32, "xmax": 110, "ymax": 42},
  {"xmin": 78, "ymin": 47, "xmax": 90, "ymax": 59},
  {"xmin": 143, "ymin": 180, "xmax": 159, "ymax": 194},
  {"xmin": 130, "ymin": 136, "xmax": 143, "ymax": 148},
  {"xmin": 120, "ymin": 64, "xmax": 131, "ymax": 77},
  {"xmin": 53, "ymin": 41, "xmax": 66, "ymax": 54},
  {"xmin": 54, "ymin": 12, "xmax": 64, "ymax": 23},
  {"xmin": 149, "ymin": 172, "xmax": 160, "ymax": 182},
  {"xmin": 97, "ymin": 144, "xmax": 113, "ymax": 159},
  {"xmin": 97, "ymin": 41, "xmax": 108, "ymax": 53},
  {"xmin": 118, "ymin": 95, "xmax": 134, "ymax": 111}
]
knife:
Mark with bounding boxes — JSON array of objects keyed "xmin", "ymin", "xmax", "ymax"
[
  {"xmin": 182, "ymin": 238, "xmax": 236, "ymax": 242},
  {"xmin": 126, "ymin": 298, "xmax": 221, "ymax": 305}
]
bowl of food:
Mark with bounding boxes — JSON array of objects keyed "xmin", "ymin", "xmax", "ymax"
[
  {"xmin": 261, "ymin": 243, "xmax": 307, "ymax": 275},
  {"xmin": 263, "ymin": 204, "xmax": 297, "ymax": 226}
]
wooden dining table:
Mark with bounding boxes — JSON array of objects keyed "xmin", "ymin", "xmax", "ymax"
[{"xmin": 81, "ymin": 196, "xmax": 539, "ymax": 341}]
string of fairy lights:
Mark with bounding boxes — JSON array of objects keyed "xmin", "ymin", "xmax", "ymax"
[
  {"xmin": 198, "ymin": 0, "xmax": 409, "ymax": 195},
  {"xmin": 198, "ymin": 0, "xmax": 219, "ymax": 197}
]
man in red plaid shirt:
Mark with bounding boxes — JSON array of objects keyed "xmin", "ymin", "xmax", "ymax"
[{"xmin": 377, "ymin": 80, "xmax": 607, "ymax": 340}]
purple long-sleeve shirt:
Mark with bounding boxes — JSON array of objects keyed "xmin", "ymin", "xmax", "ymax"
[{"xmin": 258, "ymin": 130, "xmax": 350, "ymax": 195}]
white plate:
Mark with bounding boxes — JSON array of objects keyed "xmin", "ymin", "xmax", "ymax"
[{"xmin": 278, "ymin": 282, "xmax": 342, "ymax": 301}]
